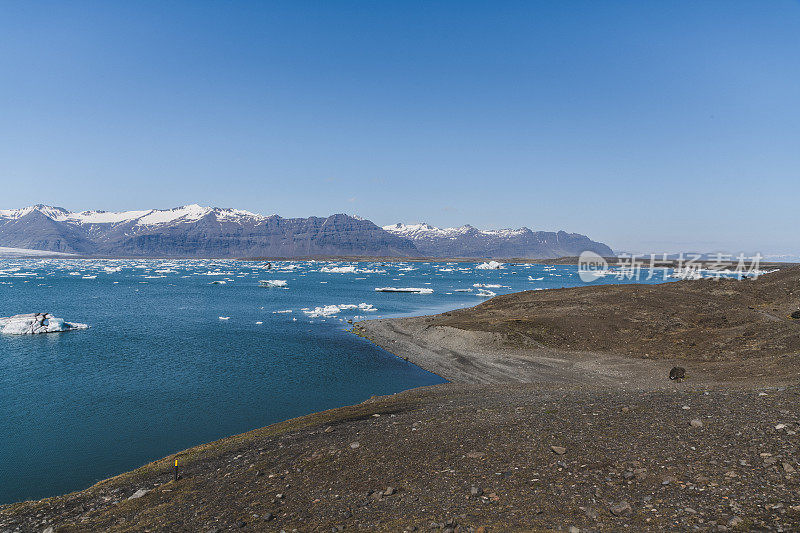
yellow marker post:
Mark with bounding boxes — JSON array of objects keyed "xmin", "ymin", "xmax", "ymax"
[{"xmin": 174, "ymin": 458, "xmax": 178, "ymax": 482}]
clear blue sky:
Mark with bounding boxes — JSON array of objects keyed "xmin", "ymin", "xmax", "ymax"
[{"xmin": 1, "ymin": 1, "xmax": 798, "ymax": 254}]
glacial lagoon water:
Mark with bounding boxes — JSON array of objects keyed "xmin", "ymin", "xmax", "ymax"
[{"xmin": 0, "ymin": 259, "xmax": 675, "ymax": 504}]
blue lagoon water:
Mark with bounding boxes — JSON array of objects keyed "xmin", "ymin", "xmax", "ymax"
[{"xmin": 0, "ymin": 259, "xmax": 673, "ymax": 504}]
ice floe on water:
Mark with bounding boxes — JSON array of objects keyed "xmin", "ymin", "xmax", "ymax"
[
  {"xmin": 302, "ymin": 303, "xmax": 377, "ymax": 318},
  {"xmin": 473, "ymin": 283, "xmax": 507, "ymax": 288},
  {"xmin": 476, "ymin": 289, "xmax": 496, "ymax": 297},
  {"xmin": 259, "ymin": 279, "xmax": 288, "ymax": 288},
  {"xmin": 319, "ymin": 265, "xmax": 358, "ymax": 273},
  {"xmin": 0, "ymin": 313, "xmax": 89, "ymax": 335},
  {"xmin": 374, "ymin": 287, "xmax": 434, "ymax": 294},
  {"xmin": 475, "ymin": 261, "xmax": 504, "ymax": 270}
]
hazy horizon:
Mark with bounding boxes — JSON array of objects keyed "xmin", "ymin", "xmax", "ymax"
[{"xmin": 2, "ymin": 1, "xmax": 799, "ymax": 255}]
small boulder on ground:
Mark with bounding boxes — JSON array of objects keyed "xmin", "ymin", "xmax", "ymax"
[
  {"xmin": 669, "ymin": 367, "xmax": 686, "ymax": 381},
  {"xmin": 610, "ymin": 501, "xmax": 632, "ymax": 516}
]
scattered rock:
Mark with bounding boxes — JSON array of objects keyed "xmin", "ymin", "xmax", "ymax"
[
  {"xmin": 470, "ymin": 486, "xmax": 483, "ymax": 496},
  {"xmin": 610, "ymin": 501, "xmax": 632, "ymax": 516},
  {"xmin": 349, "ymin": 442, "xmax": 360, "ymax": 449},
  {"xmin": 783, "ymin": 462, "xmax": 796, "ymax": 474},
  {"xmin": 550, "ymin": 446, "xmax": 567, "ymax": 455},
  {"xmin": 127, "ymin": 489, "xmax": 149, "ymax": 500},
  {"xmin": 790, "ymin": 310, "xmax": 800, "ymax": 319},
  {"xmin": 384, "ymin": 486, "xmax": 396, "ymax": 496},
  {"xmin": 690, "ymin": 419, "xmax": 703, "ymax": 428},
  {"xmin": 728, "ymin": 516, "xmax": 743, "ymax": 527},
  {"xmin": 669, "ymin": 366, "xmax": 686, "ymax": 381}
]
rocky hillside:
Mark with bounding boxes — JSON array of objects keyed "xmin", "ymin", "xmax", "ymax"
[
  {"xmin": 2, "ymin": 384, "xmax": 799, "ymax": 532},
  {"xmin": 384, "ymin": 223, "xmax": 613, "ymax": 259},
  {"xmin": 0, "ymin": 205, "xmax": 421, "ymax": 258}
]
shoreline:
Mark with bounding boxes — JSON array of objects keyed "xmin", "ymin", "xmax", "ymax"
[{"xmin": 353, "ymin": 317, "xmax": 681, "ymax": 388}]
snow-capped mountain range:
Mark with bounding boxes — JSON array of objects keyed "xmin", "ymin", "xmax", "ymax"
[
  {"xmin": 0, "ymin": 204, "xmax": 266, "ymax": 226},
  {"xmin": 0, "ymin": 204, "xmax": 612, "ymax": 258},
  {"xmin": 383, "ymin": 222, "xmax": 613, "ymax": 258}
]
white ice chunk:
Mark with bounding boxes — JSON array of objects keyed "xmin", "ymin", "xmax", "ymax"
[
  {"xmin": 475, "ymin": 261, "xmax": 504, "ymax": 270},
  {"xmin": 0, "ymin": 313, "xmax": 89, "ymax": 335},
  {"xmin": 319, "ymin": 266, "xmax": 358, "ymax": 273},
  {"xmin": 302, "ymin": 303, "xmax": 377, "ymax": 318},
  {"xmin": 374, "ymin": 287, "xmax": 434, "ymax": 294},
  {"xmin": 259, "ymin": 279, "xmax": 288, "ymax": 287}
]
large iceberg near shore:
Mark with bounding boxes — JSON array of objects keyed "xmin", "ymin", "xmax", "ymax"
[{"xmin": 0, "ymin": 313, "xmax": 89, "ymax": 335}]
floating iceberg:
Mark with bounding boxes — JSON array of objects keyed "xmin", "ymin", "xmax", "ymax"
[
  {"xmin": 473, "ymin": 283, "xmax": 506, "ymax": 288},
  {"xmin": 0, "ymin": 313, "xmax": 89, "ymax": 335},
  {"xmin": 475, "ymin": 261, "xmax": 503, "ymax": 270},
  {"xmin": 668, "ymin": 269, "xmax": 704, "ymax": 280},
  {"xmin": 319, "ymin": 266, "xmax": 357, "ymax": 273},
  {"xmin": 303, "ymin": 303, "xmax": 377, "ymax": 318},
  {"xmin": 374, "ymin": 287, "xmax": 434, "ymax": 294},
  {"xmin": 528, "ymin": 276, "xmax": 544, "ymax": 281},
  {"xmin": 259, "ymin": 279, "xmax": 288, "ymax": 288},
  {"xmin": 476, "ymin": 289, "xmax": 496, "ymax": 297}
]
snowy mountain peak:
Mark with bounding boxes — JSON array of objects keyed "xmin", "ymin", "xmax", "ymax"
[
  {"xmin": 0, "ymin": 204, "xmax": 270, "ymax": 226},
  {"xmin": 0, "ymin": 204, "xmax": 71, "ymax": 220},
  {"xmin": 384, "ymin": 221, "xmax": 613, "ymax": 259},
  {"xmin": 383, "ymin": 222, "xmax": 527, "ymax": 238}
]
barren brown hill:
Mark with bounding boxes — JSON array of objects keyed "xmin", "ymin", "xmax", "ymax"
[{"xmin": 430, "ymin": 266, "xmax": 800, "ymax": 362}]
